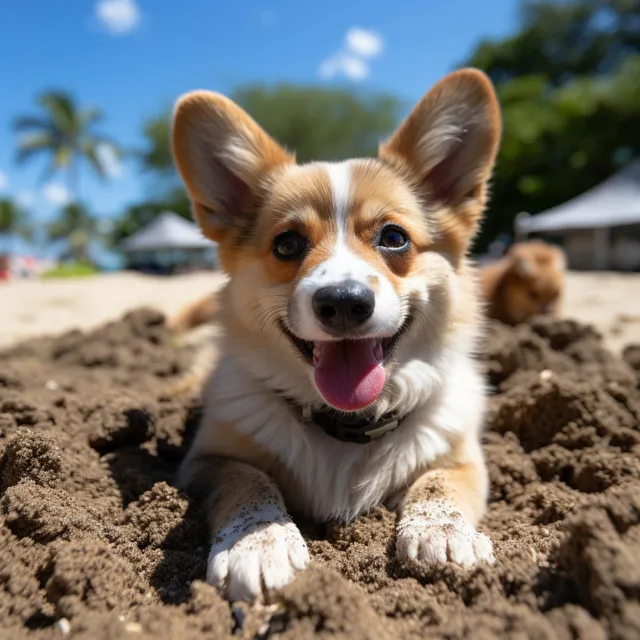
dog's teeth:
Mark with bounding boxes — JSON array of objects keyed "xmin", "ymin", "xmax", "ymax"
[{"xmin": 373, "ymin": 340, "xmax": 384, "ymax": 361}]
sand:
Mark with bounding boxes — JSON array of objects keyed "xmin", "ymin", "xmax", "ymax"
[
  {"xmin": 0, "ymin": 272, "xmax": 225, "ymax": 350},
  {"xmin": 1, "ymin": 304, "xmax": 640, "ymax": 639},
  {"xmin": 2, "ymin": 270, "xmax": 640, "ymax": 352}
]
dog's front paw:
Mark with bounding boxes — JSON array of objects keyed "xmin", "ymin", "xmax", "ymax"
[
  {"xmin": 207, "ymin": 507, "xmax": 310, "ymax": 603},
  {"xmin": 396, "ymin": 501, "xmax": 494, "ymax": 569}
]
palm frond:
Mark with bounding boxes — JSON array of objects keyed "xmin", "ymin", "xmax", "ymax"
[
  {"xmin": 15, "ymin": 132, "xmax": 56, "ymax": 164},
  {"xmin": 17, "ymin": 89, "xmax": 122, "ymax": 192},
  {"xmin": 39, "ymin": 91, "xmax": 78, "ymax": 135},
  {"xmin": 83, "ymin": 143, "xmax": 107, "ymax": 180},
  {"xmin": 53, "ymin": 145, "xmax": 73, "ymax": 170},
  {"xmin": 13, "ymin": 115, "xmax": 54, "ymax": 132},
  {"xmin": 80, "ymin": 107, "xmax": 104, "ymax": 128}
]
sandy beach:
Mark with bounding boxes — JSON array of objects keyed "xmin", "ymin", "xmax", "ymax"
[
  {"xmin": 2, "ymin": 299, "xmax": 639, "ymax": 639},
  {"xmin": 2, "ymin": 270, "xmax": 640, "ymax": 352}
]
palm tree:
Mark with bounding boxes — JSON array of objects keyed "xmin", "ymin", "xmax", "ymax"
[
  {"xmin": 47, "ymin": 202, "xmax": 97, "ymax": 264},
  {"xmin": 0, "ymin": 198, "xmax": 31, "ymax": 240},
  {"xmin": 13, "ymin": 91, "xmax": 121, "ymax": 197}
]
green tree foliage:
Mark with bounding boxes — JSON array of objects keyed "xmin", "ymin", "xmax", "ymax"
[
  {"xmin": 233, "ymin": 85, "xmax": 401, "ymax": 163},
  {"xmin": 14, "ymin": 91, "xmax": 121, "ymax": 195},
  {"xmin": 464, "ymin": 0, "xmax": 640, "ymax": 249},
  {"xmin": 0, "ymin": 198, "xmax": 31, "ymax": 239},
  {"xmin": 48, "ymin": 202, "xmax": 98, "ymax": 264},
  {"xmin": 139, "ymin": 114, "xmax": 174, "ymax": 177},
  {"xmin": 116, "ymin": 85, "xmax": 401, "ymax": 241},
  {"xmin": 138, "ymin": 85, "xmax": 400, "ymax": 175}
]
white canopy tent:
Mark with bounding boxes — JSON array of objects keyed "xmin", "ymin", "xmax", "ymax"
[
  {"xmin": 120, "ymin": 211, "xmax": 216, "ymax": 273},
  {"xmin": 516, "ymin": 161, "xmax": 640, "ymax": 270},
  {"xmin": 121, "ymin": 211, "xmax": 212, "ymax": 253}
]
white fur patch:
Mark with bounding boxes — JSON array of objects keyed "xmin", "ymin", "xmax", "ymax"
[
  {"xmin": 291, "ymin": 160, "xmax": 403, "ymax": 342},
  {"xmin": 322, "ymin": 161, "xmax": 351, "ymax": 231},
  {"xmin": 197, "ymin": 346, "xmax": 485, "ymax": 523},
  {"xmin": 293, "ymin": 244, "xmax": 403, "ymax": 341},
  {"xmin": 207, "ymin": 502, "xmax": 309, "ymax": 602},
  {"xmin": 396, "ymin": 500, "xmax": 494, "ymax": 568}
]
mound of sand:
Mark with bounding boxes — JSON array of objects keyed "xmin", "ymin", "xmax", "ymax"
[{"xmin": 1, "ymin": 310, "xmax": 639, "ymax": 639}]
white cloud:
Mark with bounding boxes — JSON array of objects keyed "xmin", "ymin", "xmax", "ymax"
[
  {"xmin": 96, "ymin": 144, "xmax": 123, "ymax": 178},
  {"xmin": 319, "ymin": 27, "xmax": 384, "ymax": 82},
  {"xmin": 16, "ymin": 190, "xmax": 36, "ymax": 208},
  {"xmin": 95, "ymin": 0, "xmax": 141, "ymax": 36},
  {"xmin": 43, "ymin": 183, "xmax": 73, "ymax": 207},
  {"xmin": 345, "ymin": 28, "xmax": 383, "ymax": 58},
  {"xmin": 0, "ymin": 170, "xmax": 7, "ymax": 193}
]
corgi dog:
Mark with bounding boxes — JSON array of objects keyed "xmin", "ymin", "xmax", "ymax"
[
  {"xmin": 480, "ymin": 240, "xmax": 566, "ymax": 325},
  {"xmin": 173, "ymin": 68, "xmax": 502, "ymax": 603}
]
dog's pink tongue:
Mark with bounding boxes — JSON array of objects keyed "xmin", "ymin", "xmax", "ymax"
[{"xmin": 314, "ymin": 340, "xmax": 385, "ymax": 411}]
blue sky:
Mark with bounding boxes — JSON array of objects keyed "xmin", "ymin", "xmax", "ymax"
[{"xmin": 0, "ymin": 0, "xmax": 519, "ymax": 224}]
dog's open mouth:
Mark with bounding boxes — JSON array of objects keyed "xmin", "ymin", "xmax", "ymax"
[{"xmin": 279, "ymin": 316, "xmax": 413, "ymax": 412}]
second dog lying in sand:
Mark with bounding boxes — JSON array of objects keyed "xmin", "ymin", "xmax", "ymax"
[{"xmin": 479, "ymin": 240, "xmax": 566, "ymax": 325}]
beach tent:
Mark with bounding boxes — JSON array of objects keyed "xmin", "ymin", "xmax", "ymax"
[
  {"xmin": 516, "ymin": 160, "xmax": 640, "ymax": 270},
  {"xmin": 120, "ymin": 211, "xmax": 216, "ymax": 273}
]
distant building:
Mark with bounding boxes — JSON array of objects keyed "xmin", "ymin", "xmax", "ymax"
[
  {"xmin": 516, "ymin": 161, "xmax": 640, "ymax": 271},
  {"xmin": 120, "ymin": 211, "xmax": 216, "ymax": 274}
]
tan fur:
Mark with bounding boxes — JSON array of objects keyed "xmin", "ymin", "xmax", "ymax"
[
  {"xmin": 167, "ymin": 292, "xmax": 218, "ymax": 335},
  {"xmin": 480, "ymin": 240, "xmax": 566, "ymax": 325},
  {"xmin": 171, "ymin": 68, "xmax": 502, "ymax": 603},
  {"xmin": 379, "ymin": 69, "xmax": 501, "ymax": 265}
]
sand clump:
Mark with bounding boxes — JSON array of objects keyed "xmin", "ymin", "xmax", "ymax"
[{"xmin": 1, "ymin": 309, "xmax": 639, "ymax": 639}]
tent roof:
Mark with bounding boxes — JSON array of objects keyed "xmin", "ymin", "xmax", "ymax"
[
  {"xmin": 121, "ymin": 211, "xmax": 211, "ymax": 252},
  {"xmin": 517, "ymin": 160, "xmax": 640, "ymax": 234}
]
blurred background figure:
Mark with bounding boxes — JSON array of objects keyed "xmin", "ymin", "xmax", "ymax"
[{"xmin": 479, "ymin": 240, "xmax": 566, "ymax": 325}]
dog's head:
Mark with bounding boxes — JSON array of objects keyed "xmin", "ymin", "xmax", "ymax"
[
  {"xmin": 500, "ymin": 240, "xmax": 565, "ymax": 324},
  {"xmin": 172, "ymin": 69, "xmax": 501, "ymax": 414}
]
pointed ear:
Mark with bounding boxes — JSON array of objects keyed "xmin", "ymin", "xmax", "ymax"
[
  {"xmin": 172, "ymin": 91, "xmax": 295, "ymax": 241},
  {"xmin": 379, "ymin": 69, "xmax": 501, "ymax": 248}
]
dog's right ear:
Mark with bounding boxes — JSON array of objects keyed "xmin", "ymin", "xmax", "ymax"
[{"xmin": 172, "ymin": 91, "xmax": 295, "ymax": 241}]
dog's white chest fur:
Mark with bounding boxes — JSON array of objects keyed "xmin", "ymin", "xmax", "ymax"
[{"xmin": 197, "ymin": 348, "xmax": 485, "ymax": 522}]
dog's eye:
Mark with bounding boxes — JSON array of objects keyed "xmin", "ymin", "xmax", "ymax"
[
  {"xmin": 273, "ymin": 231, "xmax": 307, "ymax": 261},
  {"xmin": 378, "ymin": 225, "xmax": 409, "ymax": 251}
]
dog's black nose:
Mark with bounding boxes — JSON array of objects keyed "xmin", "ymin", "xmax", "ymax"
[{"xmin": 312, "ymin": 281, "xmax": 375, "ymax": 331}]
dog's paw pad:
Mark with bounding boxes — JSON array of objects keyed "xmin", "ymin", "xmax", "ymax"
[
  {"xmin": 207, "ymin": 517, "xmax": 309, "ymax": 603},
  {"xmin": 396, "ymin": 501, "xmax": 494, "ymax": 569}
]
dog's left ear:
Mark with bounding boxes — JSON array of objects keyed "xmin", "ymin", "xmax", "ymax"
[{"xmin": 379, "ymin": 68, "xmax": 501, "ymax": 252}]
